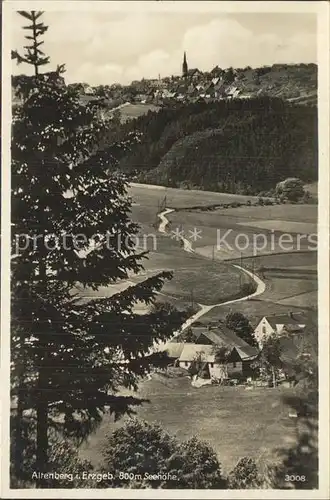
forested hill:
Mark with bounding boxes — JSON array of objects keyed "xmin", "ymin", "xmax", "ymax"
[{"xmin": 115, "ymin": 97, "xmax": 317, "ymax": 195}]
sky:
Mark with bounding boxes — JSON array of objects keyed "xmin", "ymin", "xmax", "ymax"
[{"xmin": 11, "ymin": 10, "xmax": 317, "ymax": 86}]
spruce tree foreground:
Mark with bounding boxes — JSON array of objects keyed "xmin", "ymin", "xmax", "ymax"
[{"xmin": 11, "ymin": 11, "xmax": 184, "ymax": 487}]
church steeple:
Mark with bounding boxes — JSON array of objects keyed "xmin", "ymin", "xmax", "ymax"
[{"xmin": 182, "ymin": 51, "xmax": 188, "ymax": 78}]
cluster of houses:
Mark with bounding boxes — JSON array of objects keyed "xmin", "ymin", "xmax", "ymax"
[
  {"xmin": 123, "ymin": 65, "xmax": 254, "ymax": 106},
  {"xmin": 71, "ymin": 63, "xmax": 257, "ymax": 111},
  {"xmin": 158, "ymin": 312, "xmax": 307, "ymax": 384}
]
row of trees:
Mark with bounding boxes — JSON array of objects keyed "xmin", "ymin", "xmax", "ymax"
[
  {"xmin": 112, "ymin": 95, "xmax": 317, "ymax": 194},
  {"xmin": 179, "ymin": 312, "xmax": 257, "ymax": 347}
]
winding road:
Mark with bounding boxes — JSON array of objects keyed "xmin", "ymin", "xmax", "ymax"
[{"xmin": 157, "ymin": 208, "xmax": 266, "ymax": 329}]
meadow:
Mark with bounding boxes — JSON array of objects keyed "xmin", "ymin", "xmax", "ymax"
[
  {"xmin": 75, "ymin": 184, "xmax": 317, "ymax": 317},
  {"xmin": 76, "ymin": 184, "xmax": 317, "ymax": 481},
  {"xmin": 129, "ymin": 183, "xmax": 259, "ymax": 210},
  {"xmin": 79, "ymin": 373, "xmax": 301, "ymax": 475},
  {"xmin": 130, "ymin": 185, "xmax": 317, "ymax": 310},
  {"xmin": 112, "ymin": 103, "xmax": 161, "ymax": 123}
]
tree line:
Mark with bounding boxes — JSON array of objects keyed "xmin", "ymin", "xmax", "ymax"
[{"xmin": 112, "ymin": 97, "xmax": 317, "ymax": 194}]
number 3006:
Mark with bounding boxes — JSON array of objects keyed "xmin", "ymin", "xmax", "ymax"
[{"xmin": 285, "ymin": 475, "xmax": 306, "ymax": 482}]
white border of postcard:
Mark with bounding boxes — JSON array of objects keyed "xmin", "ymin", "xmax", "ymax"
[{"xmin": 1, "ymin": 1, "xmax": 329, "ymax": 499}]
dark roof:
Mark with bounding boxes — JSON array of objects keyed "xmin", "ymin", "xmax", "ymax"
[
  {"xmin": 187, "ymin": 68, "xmax": 200, "ymax": 75},
  {"xmin": 193, "ymin": 325, "xmax": 258, "ymax": 360},
  {"xmin": 264, "ymin": 313, "xmax": 307, "ymax": 329},
  {"xmin": 274, "ymin": 333, "xmax": 303, "ymax": 367}
]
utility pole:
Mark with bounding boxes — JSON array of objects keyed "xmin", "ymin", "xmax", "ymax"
[
  {"xmin": 190, "ymin": 288, "xmax": 195, "ymax": 309},
  {"xmin": 239, "ymin": 252, "xmax": 243, "ymax": 291}
]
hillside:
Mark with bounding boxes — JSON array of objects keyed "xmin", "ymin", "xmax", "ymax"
[
  {"xmin": 226, "ymin": 63, "xmax": 317, "ymax": 105},
  {"xmin": 116, "ymin": 97, "xmax": 317, "ymax": 195},
  {"xmin": 72, "ymin": 62, "xmax": 318, "ymax": 109}
]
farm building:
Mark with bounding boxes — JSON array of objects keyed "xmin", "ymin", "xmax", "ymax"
[
  {"xmin": 157, "ymin": 323, "xmax": 259, "ymax": 380},
  {"xmin": 254, "ymin": 312, "xmax": 306, "ymax": 347},
  {"xmin": 157, "ymin": 342, "xmax": 185, "ymax": 361},
  {"xmin": 177, "ymin": 342, "xmax": 257, "ymax": 379}
]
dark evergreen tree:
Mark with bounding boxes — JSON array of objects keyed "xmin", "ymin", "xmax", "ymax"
[
  {"xmin": 225, "ymin": 312, "xmax": 257, "ymax": 347},
  {"xmin": 12, "ymin": 11, "xmax": 50, "ymax": 75},
  {"xmin": 11, "ymin": 11, "xmax": 182, "ymax": 487},
  {"xmin": 228, "ymin": 457, "xmax": 263, "ymax": 489}
]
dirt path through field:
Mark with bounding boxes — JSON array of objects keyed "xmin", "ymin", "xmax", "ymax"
[{"xmin": 157, "ymin": 208, "xmax": 266, "ymax": 328}]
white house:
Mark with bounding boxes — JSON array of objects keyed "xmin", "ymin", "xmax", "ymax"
[
  {"xmin": 178, "ymin": 344, "xmax": 225, "ymax": 378},
  {"xmin": 254, "ymin": 313, "xmax": 306, "ymax": 347},
  {"xmin": 226, "ymin": 85, "xmax": 240, "ymax": 99},
  {"xmin": 177, "ymin": 342, "xmax": 257, "ymax": 379}
]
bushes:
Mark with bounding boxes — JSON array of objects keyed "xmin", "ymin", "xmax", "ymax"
[
  {"xmin": 276, "ymin": 177, "xmax": 305, "ymax": 202},
  {"xmin": 101, "ymin": 419, "xmax": 227, "ymax": 489},
  {"xmin": 228, "ymin": 457, "xmax": 263, "ymax": 489}
]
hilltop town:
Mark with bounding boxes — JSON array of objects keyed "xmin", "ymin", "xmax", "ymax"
[{"xmin": 66, "ymin": 53, "xmax": 317, "ymax": 110}]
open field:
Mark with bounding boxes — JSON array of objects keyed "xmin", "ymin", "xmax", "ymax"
[
  {"xmin": 237, "ymin": 219, "xmax": 316, "ymax": 234},
  {"xmin": 228, "ymin": 251, "xmax": 317, "ymax": 271},
  {"xmin": 74, "ymin": 247, "xmax": 253, "ymax": 306},
  {"xmin": 167, "ymin": 209, "xmax": 316, "ymax": 261},
  {"xmin": 79, "ymin": 374, "xmax": 302, "ymax": 475},
  {"xmin": 193, "ymin": 251, "xmax": 317, "ymax": 322},
  {"xmin": 129, "ymin": 183, "xmax": 259, "ymax": 209},
  {"xmin": 227, "ymin": 251, "xmax": 317, "ymax": 309},
  {"xmin": 277, "ymin": 290, "xmax": 318, "ymax": 308},
  {"xmin": 213, "ymin": 204, "xmax": 317, "ymax": 223},
  {"xmin": 79, "ymin": 184, "xmax": 317, "ymax": 315},
  {"xmin": 113, "ymin": 103, "xmax": 161, "ymax": 123},
  {"xmin": 144, "ymin": 256, "xmax": 252, "ymax": 305},
  {"xmin": 130, "ymin": 186, "xmax": 317, "ymax": 310},
  {"xmin": 197, "ymin": 298, "xmax": 313, "ymax": 327}
]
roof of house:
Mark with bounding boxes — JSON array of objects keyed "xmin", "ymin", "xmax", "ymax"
[
  {"xmin": 79, "ymin": 94, "xmax": 102, "ymax": 105},
  {"xmin": 187, "ymin": 68, "xmax": 201, "ymax": 75},
  {"xmin": 158, "ymin": 342, "xmax": 185, "ymax": 359},
  {"xmin": 260, "ymin": 313, "xmax": 307, "ymax": 330},
  {"xmin": 193, "ymin": 325, "xmax": 259, "ymax": 360},
  {"xmin": 278, "ymin": 335, "xmax": 301, "ymax": 366},
  {"xmin": 179, "ymin": 344, "xmax": 215, "ymax": 363}
]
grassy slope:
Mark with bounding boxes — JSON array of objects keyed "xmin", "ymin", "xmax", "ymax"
[
  {"xmin": 117, "ymin": 103, "xmax": 161, "ymax": 123},
  {"xmin": 130, "ymin": 201, "xmax": 254, "ymax": 305},
  {"xmin": 79, "ymin": 375, "xmax": 300, "ymax": 475},
  {"xmin": 129, "ymin": 183, "xmax": 258, "ymax": 209},
  {"xmin": 167, "ymin": 205, "xmax": 316, "ymax": 262},
  {"xmin": 198, "ymin": 250, "xmax": 317, "ymax": 324},
  {"xmin": 130, "ymin": 186, "xmax": 317, "ymax": 309},
  {"xmin": 74, "ymin": 185, "xmax": 256, "ymax": 306},
  {"xmin": 239, "ymin": 64, "xmax": 317, "ymax": 103}
]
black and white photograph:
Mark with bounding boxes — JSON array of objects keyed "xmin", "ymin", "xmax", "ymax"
[{"xmin": 1, "ymin": 0, "xmax": 329, "ymax": 497}]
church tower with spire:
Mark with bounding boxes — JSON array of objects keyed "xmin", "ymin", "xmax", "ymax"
[{"xmin": 182, "ymin": 51, "xmax": 188, "ymax": 78}]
